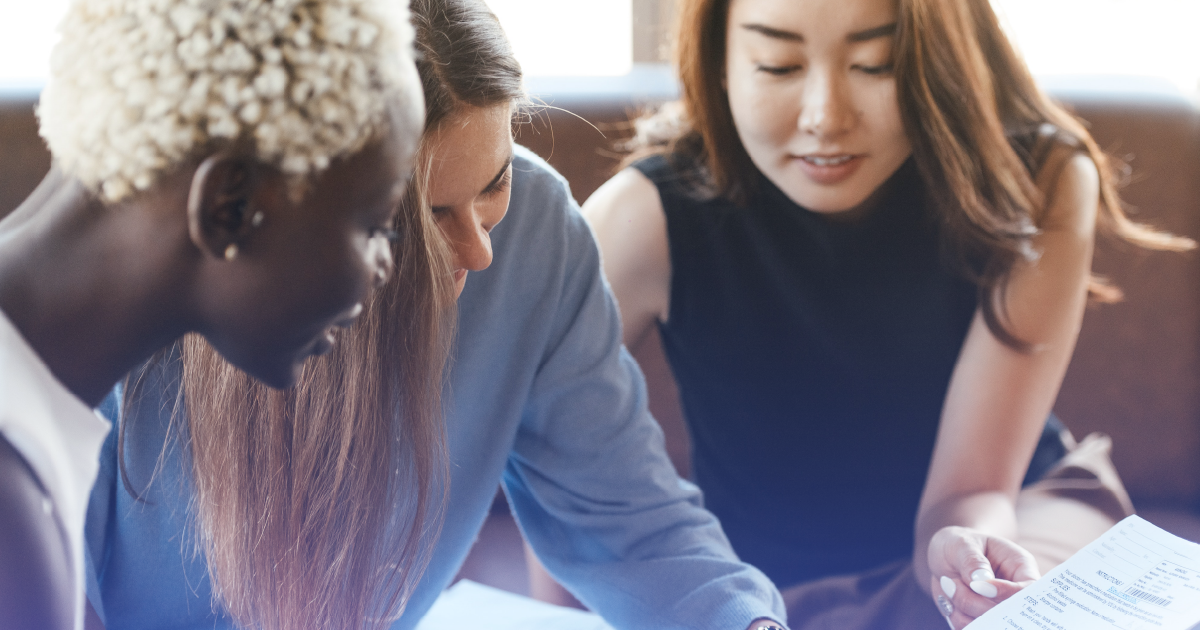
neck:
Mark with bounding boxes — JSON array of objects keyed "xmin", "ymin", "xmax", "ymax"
[{"xmin": 0, "ymin": 171, "xmax": 194, "ymax": 407}]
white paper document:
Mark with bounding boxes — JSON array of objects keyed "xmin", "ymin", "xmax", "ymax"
[
  {"xmin": 415, "ymin": 579, "xmax": 615, "ymax": 630},
  {"xmin": 968, "ymin": 515, "xmax": 1200, "ymax": 630}
]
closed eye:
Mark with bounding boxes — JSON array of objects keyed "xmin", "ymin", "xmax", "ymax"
[
  {"xmin": 854, "ymin": 63, "xmax": 894, "ymax": 76},
  {"xmin": 483, "ymin": 169, "xmax": 512, "ymax": 197},
  {"xmin": 756, "ymin": 64, "xmax": 803, "ymax": 76}
]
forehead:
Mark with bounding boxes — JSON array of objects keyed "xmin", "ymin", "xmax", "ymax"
[
  {"xmin": 728, "ymin": 0, "xmax": 897, "ymax": 42},
  {"xmin": 303, "ymin": 119, "xmax": 411, "ymax": 220},
  {"xmin": 426, "ymin": 103, "xmax": 514, "ymax": 204}
]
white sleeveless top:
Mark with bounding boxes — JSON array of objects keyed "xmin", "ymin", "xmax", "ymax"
[{"xmin": 0, "ymin": 308, "xmax": 111, "ymax": 629}]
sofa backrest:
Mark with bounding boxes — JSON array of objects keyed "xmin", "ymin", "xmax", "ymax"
[
  {"xmin": 3, "ymin": 80, "xmax": 1198, "ymax": 512},
  {"xmin": 511, "ymin": 83, "xmax": 1200, "ymax": 514}
]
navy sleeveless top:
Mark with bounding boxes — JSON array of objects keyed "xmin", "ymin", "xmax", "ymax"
[{"xmin": 633, "ymin": 155, "xmax": 1064, "ymax": 588}]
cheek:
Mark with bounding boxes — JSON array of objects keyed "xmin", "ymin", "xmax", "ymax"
[
  {"xmin": 489, "ymin": 190, "xmax": 512, "ymax": 226},
  {"xmin": 865, "ymin": 82, "xmax": 910, "ymax": 153},
  {"xmin": 728, "ymin": 80, "xmax": 799, "ymax": 152}
]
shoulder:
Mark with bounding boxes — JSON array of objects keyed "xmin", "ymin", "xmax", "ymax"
[
  {"xmin": 1033, "ymin": 144, "xmax": 1100, "ymax": 237},
  {"xmin": 0, "ymin": 435, "xmax": 73, "ymax": 629},
  {"xmin": 501, "ymin": 146, "xmax": 590, "ymax": 247},
  {"xmin": 582, "ymin": 167, "xmax": 665, "ymax": 242},
  {"xmin": 583, "ymin": 168, "xmax": 672, "ymax": 333},
  {"xmin": 511, "ymin": 146, "xmax": 574, "ymax": 211}
]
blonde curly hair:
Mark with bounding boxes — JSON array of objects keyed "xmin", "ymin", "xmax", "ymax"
[{"xmin": 38, "ymin": 0, "xmax": 421, "ymax": 202}]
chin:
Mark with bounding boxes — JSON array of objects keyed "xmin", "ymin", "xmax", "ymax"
[
  {"xmin": 785, "ymin": 187, "xmax": 875, "ymax": 215},
  {"xmin": 256, "ymin": 363, "xmax": 303, "ymax": 390},
  {"xmin": 226, "ymin": 347, "xmax": 306, "ymax": 390}
]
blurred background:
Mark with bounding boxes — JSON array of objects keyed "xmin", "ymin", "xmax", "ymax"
[{"xmin": 3, "ymin": 0, "xmax": 1199, "ymax": 97}]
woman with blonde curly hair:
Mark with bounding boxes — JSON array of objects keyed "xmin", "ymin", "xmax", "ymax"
[
  {"xmin": 0, "ymin": 0, "xmax": 432, "ymax": 628},
  {"xmin": 585, "ymin": 0, "xmax": 1193, "ymax": 627}
]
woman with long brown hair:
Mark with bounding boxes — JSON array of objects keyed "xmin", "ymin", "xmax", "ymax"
[
  {"xmin": 0, "ymin": 0, "xmax": 426, "ymax": 628},
  {"xmin": 84, "ymin": 1, "xmax": 789, "ymax": 629},
  {"xmin": 586, "ymin": 0, "xmax": 1193, "ymax": 627}
]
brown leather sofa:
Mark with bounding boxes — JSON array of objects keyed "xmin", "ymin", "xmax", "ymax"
[{"xmin": 2, "ymin": 73, "xmax": 1198, "ymax": 588}]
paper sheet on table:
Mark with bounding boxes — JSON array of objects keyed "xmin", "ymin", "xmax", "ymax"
[
  {"xmin": 967, "ymin": 515, "xmax": 1200, "ymax": 630},
  {"xmin": 415, "ymin": 579, "xmax": 616, "ymax": 630}
]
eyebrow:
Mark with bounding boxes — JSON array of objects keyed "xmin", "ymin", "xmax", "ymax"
[
  {"xmin": 482, "ymin": 154, "xmax": 514, "ymax": 193},
  {"xmin": 741, "ymin": 23, "xmax": 803, "ymax": 43},
  {"xmin": 740, "ymin": 21, "xmax": 898, "ymax": 44},
  {"xmin": 847, "ymin": 22, "xmax": 897, "ymax": 42}
]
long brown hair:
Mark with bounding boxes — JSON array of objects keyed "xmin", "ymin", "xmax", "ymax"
[
  {"xmin": 633, "ymin": 0, "xmax": 1194, "ymax": 348},
  {"xmin": 162, "ymin": 1, "xmax": 524, "ymax": 629}
]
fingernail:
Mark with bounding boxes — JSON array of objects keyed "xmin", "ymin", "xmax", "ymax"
[
  {"xmin": 940, "ymin": 575, "xmax": 957, "ymax": 598},
  {"xmin": 937, "ymin": 594, "xmax": 954, "ymax": 616},
  {"xmin": 971, "ymin": 568, "xmax": 995, "ymax": 582},
  {"xmin": 970, "ymin": 580, "xmax": 999, "ymax": 598},
  {"xmin": 945, "ymin": 615, "xmax": 956, "ymax": 630}
]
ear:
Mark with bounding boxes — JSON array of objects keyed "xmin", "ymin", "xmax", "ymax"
[{"xmin": 187, "ymin": 152, "xmax": 261, "ymax": 261}]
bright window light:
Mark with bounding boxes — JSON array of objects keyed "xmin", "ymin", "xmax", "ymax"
[
  {"xmin": 0, "ymin": 0, "xmax": 69, "ymax": 87},
  {"xmin": 991, "ymin": 0, "xmax": 1200, "ymax": 96},
  {"xmin": 482, "ymin": 0, "xmax": 632, "ymax": 77},
  {"xmin": 1, "ymin": 1, "xmax": 1196, "ymax": 93}
]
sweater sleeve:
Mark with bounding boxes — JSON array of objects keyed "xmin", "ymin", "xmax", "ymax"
[{"xmin": 499, "ymin": 153, "xmax": 786, "ymax": 630}]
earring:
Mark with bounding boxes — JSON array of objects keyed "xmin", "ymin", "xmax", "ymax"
[
  {"xmin": 224, "ymin": 243, "xmax": 239, "ymax": 261},
  {"xmin": 251, "ymin": 210, "xmax": 264, "ymax": 228}
]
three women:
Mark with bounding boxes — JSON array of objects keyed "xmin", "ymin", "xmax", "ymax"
[{"xmin": 12, "ymin": 0, "xmax": 1188, "ymax": 628}]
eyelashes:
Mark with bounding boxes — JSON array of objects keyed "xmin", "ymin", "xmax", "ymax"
[
  {"xmin": 754, "ymin": 63, "xmax": 895, "ymax": 76},
  {"xmin": 483, "ymin": 169, "xmax": 512, "ymax": 197},
  {"xmin": 855, "ymin": 63, "xmax": 894, "ymax": 75},
  {"xmin": 430, "ymin": 166, "xmax": 513, "ymax": 215},
  {"xmin": 756, "ymin": 64, "xmax": 802, "ymax": 76}
]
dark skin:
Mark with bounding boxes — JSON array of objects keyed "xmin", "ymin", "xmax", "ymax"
[{"xmin": 0, "ymin": 122, "xmax": 413, "ymax": 628}]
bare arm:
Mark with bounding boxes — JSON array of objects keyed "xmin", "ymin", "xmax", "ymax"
[
  {"xmin": 0, "ymin": 435, "xmax": 74, "ymax": 630},
  {"xmin": 918, "ymin": 151, "xmax": 1101, "ymax": 627},
  {"xmin": 582, "ymin": 168, "xmax": 671, "ymax": 348},
  {"xmin": 584, "ymin": 171, "xmax": 785, "ymax": 630}
]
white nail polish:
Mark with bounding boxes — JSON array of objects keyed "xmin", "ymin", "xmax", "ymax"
[
  {"xmin": 971, "ymin": 568, "xmax": 995, "ymax": 582},
  {"xmin": 970, "ymin": 580, "xmax": 999, "ymax": 598},
  {"xmin": 940, "ymin": 575, "xmax": 957, "ymax": 598}
]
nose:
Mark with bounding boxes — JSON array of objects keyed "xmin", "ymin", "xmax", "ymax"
[
  {"xmin": 442, "ymin": 204, "xmax": 494, "ymax": 272},
  {"xmin": 798, "ymin": 67, "xmax": 856, "ymax": 139},
  {"xmin": 368, "ymin": 236, "xmax": 395, "ymax": 289}
]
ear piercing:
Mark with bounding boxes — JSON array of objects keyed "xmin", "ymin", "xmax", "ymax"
[{"xmin": 223, "ymin": 209, "xmax": 261, "ymax": 261}]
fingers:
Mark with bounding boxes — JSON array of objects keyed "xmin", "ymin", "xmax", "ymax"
[
  {"xmin": 928, "ymin": 527, "xmax": 1039, "ymax": 628},
  {"xmin": 949, "ymin": 533, "xmax": 995, "ymax": 586},
  {"xmin": 931, "ymin": 575, "xmax": 986, "ymax": 630},
  {"xmin": 934, "ymin": 571, "xmax": 1030, "ymax": 624},
  {"xmin": 986, "ymin": 536, "xmax": 1041, "ymax": 584},
  {"xmin": 931, "ymin": 576, "xmax": 957, "ymax": 629}
]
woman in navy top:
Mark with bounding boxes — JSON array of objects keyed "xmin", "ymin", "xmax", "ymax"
[{"xmin": 585, "ymin": 0, "xmax": 1192, "ymax": 627}]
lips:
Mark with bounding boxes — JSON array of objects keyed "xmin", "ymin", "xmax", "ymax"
[
  {"xmin": 795, "ymin": 153, "xmax": 864, "ymax": 185},
  {"xmin": 307, "ymin": 302, "xmax": 365, "ymax": 357}
]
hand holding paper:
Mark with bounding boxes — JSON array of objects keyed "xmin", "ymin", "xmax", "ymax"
[
  {"xmin": 929, "ymin": 525, "xmax": 1042, "ymax": 628},
  {"xmin": 966, "ymin": 516, "xmax": 1200, "ymax": 630}
]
